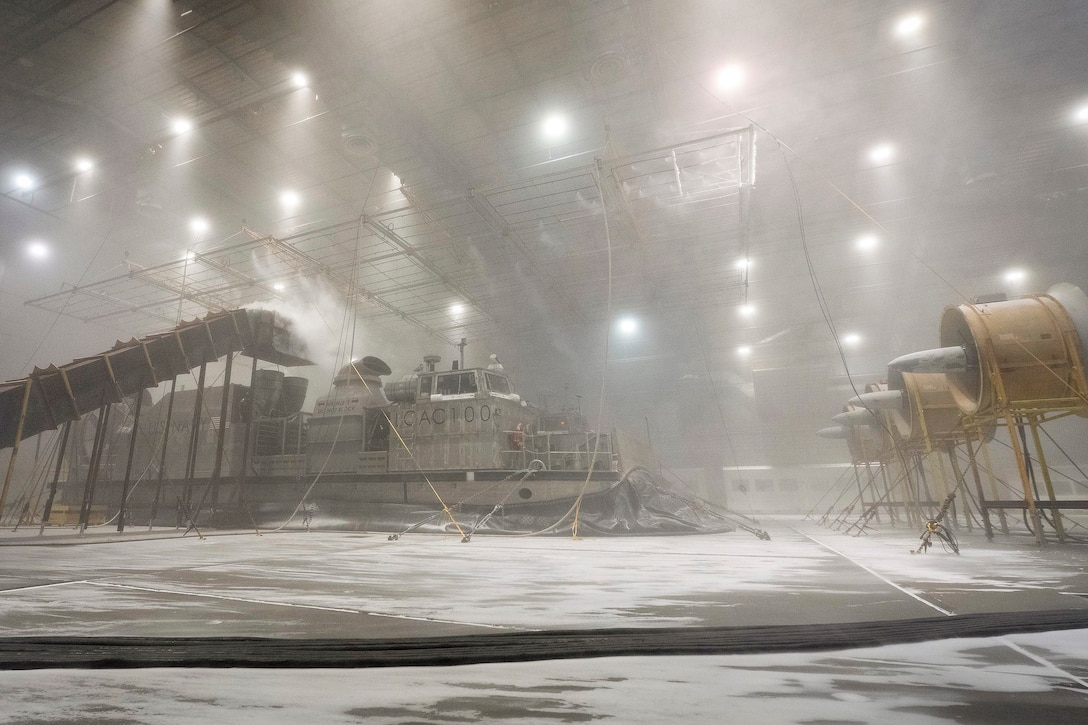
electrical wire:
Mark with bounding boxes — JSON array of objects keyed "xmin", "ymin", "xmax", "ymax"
[{"xmin": 567, "ymin": 154, "xmax": 617, "ymax": 540}]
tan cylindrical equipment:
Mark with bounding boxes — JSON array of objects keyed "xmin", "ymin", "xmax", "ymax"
[
  {"xmin": 938, "ymin": 285, "xmax": 1088, "ymax": 415},
  {"xmin": 837, "ymin": 385, "xmax": 896, "ymax": 463},
  {"xmin": 887, "ymin": 370, "xmax": 963, "ymax": 444}
]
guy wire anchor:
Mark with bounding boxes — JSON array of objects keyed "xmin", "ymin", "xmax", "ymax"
[{"xmin": 913, "ymin": 492, "xmax": 960, "ymax": 555}]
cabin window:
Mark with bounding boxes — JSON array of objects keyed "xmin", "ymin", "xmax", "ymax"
[
  {"xmin": 436, "ymin": 371, "xmax": 478, "ymax": 395},
  {"xmin": 484, "ymin": 372, "xmax": 510, "ymax": 394},
  {"xmin": 418, "ymin": 375, "xmax": 434, "ymax": 397}
]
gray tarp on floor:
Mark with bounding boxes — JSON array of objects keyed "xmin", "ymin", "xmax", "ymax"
[{"xmin": 255, "ymin": 468, "xmax": 737, "ymax": 536}]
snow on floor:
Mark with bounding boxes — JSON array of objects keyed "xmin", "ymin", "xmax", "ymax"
[
  {"xmin": 3, "ymin": 519, "xmax": 1088, "ymax": 721},
  {"xmin": 3, "ymin": 630, "xmax": 1087, "ymax": 724},
  {"xmin": 2, "ymin": 520, "xmax": 1087, "ymax": 639}
]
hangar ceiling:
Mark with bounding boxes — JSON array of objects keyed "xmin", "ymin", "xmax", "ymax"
[{"xmin": 2, "ymin": 0, "xmax": 1088, "ymax": 467}]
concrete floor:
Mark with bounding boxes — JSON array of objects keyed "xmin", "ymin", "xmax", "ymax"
[{"xmin": 2, "ymin": 517, "xmax": 1087, "ymax": 722}]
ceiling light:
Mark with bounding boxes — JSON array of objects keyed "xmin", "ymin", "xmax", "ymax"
[
  {"xmin": 1073, "ymin": 105, "xmax": 1088, "ymax": 124},
  {"xmin": 894, "ymin": 13, "xmax": 925, "ymax": 36},
  {"xmin": 184, "ymin": 250, "xmax": 196, "ymax": 262},
  {"xmin": 736, "ymin": 258, "xmax": 750, "ymax": 271},
  {"xmin": 841, "ymin": 333, "xmax": 862, "ymax": 346},
  {"xmin": 450, "ymin": 303, "xmax": 465, "ymax": 316},
  {"xmin": 189, "ymin": 216, "xmax": 209, "ymax": 234},
  {"xmin": 291, "ymin": 71, "xmax": 309, "ymax": 88},
  {"xmin": 542, "ymin": 113, "xmax": 569, "ymax": 140},
  {"xmin": 715, "ymin": 64, "xmax": 745, "ymax": 91},
  {"xmin": 618, "ymin": 317, "xmax": 638, "ymax": 335},
  {"xmin": 171, "ymin": 117, "xmax": 194, "ymax": 135},
  {"xmin": 14, "ymin": 173, "xmax": 34, "ymax": 191},
  {"xmin": 1003, "ymin": 268, "xmax": 1026, "ymax": 283},
  {"xmin": 869, "ymin": 143, "xmax": 895, "ymax": 164},
  {"xmin": 737, "ymin": 345, "xmax": 751, "ymax": 357},
  {"xmin": 280, "ymin": 190, "xmax": 300, "ymax": 208},
  {"xmin": 738, "ymin": 304, "xmax": 755, "ymax": 317},
  {"xmin": 26, "ymin": 240, "xmax": 49, "ymax": 260},
  {"xmin": 856, "ymin": 234, "xmax": 878, "ymax": 250},
  {"xmin": 74, "ymin": 158, "xmax": 94, "ymax": 173},
  {"xmin": 273, "ymin": 282, "xmax": 285, "ymax": 291}
]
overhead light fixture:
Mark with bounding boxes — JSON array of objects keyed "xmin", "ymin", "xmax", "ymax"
[
  {"xmin": 26, "ymin": 240, "xmax": 50, "ymax": 260},
  {"xmin": 738, "ymin": 304, "xmax": 755, "ymax": 317},
  {"xmin": 618, "ymin": 317, "xmax": 638, "ymax": 335},
  {"xmin": 715, "ymin": 63, "xmax": 745, "ymax": 92},
  {"xmin": 1003, "ymin": 268, "xmax": 1026, "ymax": 283},
  {"xmin": 450, "ymin": 303, "xmax": 465, "ymax": 316},
  {"xmin": 841, "ymin": 332, "xmax": 862, "ymax": 346},
  {"xmin": 14, "ymin": 173, "xmax": 34, "ymax": 191},
  {"xmin": 542, "ymin": 113, "xmax": 569, "ymax": 140},
  {"xmin": 171, "ymin": 117, "xmax": 194, "ymax": 135},
  {"xmin": 868, "ymin": 143, "xmax": 895, "ymax": 164},
  {"xmin": 736, "ymin": 258, "xmax": 750, "ymax": 271},
  {"xmin": 273, "ymin": 282, "xmax": 285, "ymax": 292},
  {"xmin": 1073, "ymin": 105, "xmax": 1088, "ymax": 124},
  {"xmin": 894, "ymin": 13, "xmax": 925, "ymax": 36},
  {"xmin": 189, "ymin": 216, "xmax": 209, "ymax": 234},
  {"xmin": 737, "ymin": 345, "xmax": 751, "ymax": 357},
  {"xmin": 856, "ymin": 234, "xmax": 879, "ymax": 250},
  {"xmin": 74, "ymin": 158, "xmax": 94, "ymax": 173},
  {"xmin": 184, "ymin": 250, "xmax": 196, "ymax": 262},
  {"xmin": 291, "ymin": 71, "xmax": 309, "ymax": 88},
  {"xmin": 280, "ymin": 190, "xmax": 300, "ymax": 208}
]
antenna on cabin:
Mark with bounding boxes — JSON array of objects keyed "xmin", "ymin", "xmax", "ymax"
[{"xmin": 458, "ymin": 337, "xmax": 467, "ymax": 369}]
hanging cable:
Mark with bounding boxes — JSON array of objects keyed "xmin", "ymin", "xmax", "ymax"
[{"xmin": 568, "ymin": 153, "xmax": 618, "ymax": 540}]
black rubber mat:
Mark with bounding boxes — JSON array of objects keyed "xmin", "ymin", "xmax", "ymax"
[{"xmin": 3, "ymin": 609, "xmax": 1088, "ymax": 670}]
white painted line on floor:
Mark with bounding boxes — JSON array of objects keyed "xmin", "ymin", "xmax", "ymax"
[
  {"xmin": 1000, "ymin": 637, "xmax": 1088, "ymax": 690},
  {"xmin": 363, "ymin": 611, "xmax": 528, "ymax": 629},
  {"xmin": 0, "ymin": 579, "xmax": 91, "ymax": 594},
  {"xmin": 87, "ymin": 581, "xmax": 361, "ymax": 614},
  {"xmin": 85, "ymin": 581, "xmax": 524, "ymax": 631},
  {"xmin": 792, "ymin": 528, "xmax": 955, "ymax": 617}
]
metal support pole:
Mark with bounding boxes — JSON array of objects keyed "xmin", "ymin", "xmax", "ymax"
[
  {"xmin": 39, "ymin": 421, "xmax": 72, "ymax": 534},
  {"xmin": 189, "ymin": 352, "xmax": 234, "ymax": 528},
  {"xmin": 963, "ymin": 433, "xmax": 994, "ymax": 541},
  {"xmin": 78, "ymin": 402, "xmax": 111, "ymax": 533},
  {"xmin": 180, "ymin": 362, "xmax": 207, "ymax": 527},
  {"xmin": 116, "ymin": 392, "xmax": 145, "ymax": 532},
  {"xmin": 149, "ymin": 378, "xmax": 178, "ymax": 528},
  {"xmin": 852, "ymin": 464, "xmax": 868, "ymax": 525},
  {"xmin": 1027, "ymin": 414, "xmax": 1066, "ymax": 543},
  {"xmin": 977, "ymin": 429, "xmax": 1009, "ymax": 534},
  {"xmin": 1007, "ymin": 411, "xmax": 1045, "ymax": 545},
  {"xmin": 237, "ymin": 355, "xmax": 259, "ymax": 512},
  {"xmin": 946, "ymin": 446, "xmax": 973, "ymax": 533},
  {"xmin": 211, "ymin": 353, "xmax": 233, "ymax": 488},
  {"xmin": 862, "ymin": 460, "xmax": 881, "ymax": 524},
  {"xmin": 914, "ymin": 452, "xmax": 935, "ymax": 513},
  {"xmin": 877, "ymin": 462, "xmax": 899, "ymax": 525},
  {"xmin": 891, "ymin": 450, "xmax": 915, "ymax": 527},
  {"xmin": 0, "ymin": 378, "xmax": 34, "ymax": 522}
]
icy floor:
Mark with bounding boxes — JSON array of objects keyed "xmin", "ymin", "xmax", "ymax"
[
  {"xmin": 1, "ymin": 519, "xmax": 1086, "ymax": 639},
  {"xmin": 2, "ymin": 518, "xmax": 1088, "ymax": 721},
  {"xmin": 3, "ymin": 630, "xmax": 1088, "ymax": 724}
]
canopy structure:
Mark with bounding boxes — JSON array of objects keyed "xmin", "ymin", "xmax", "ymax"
[{"xmin": 0, "ymin": 309, "xmax": 312, "ymax": 450}]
